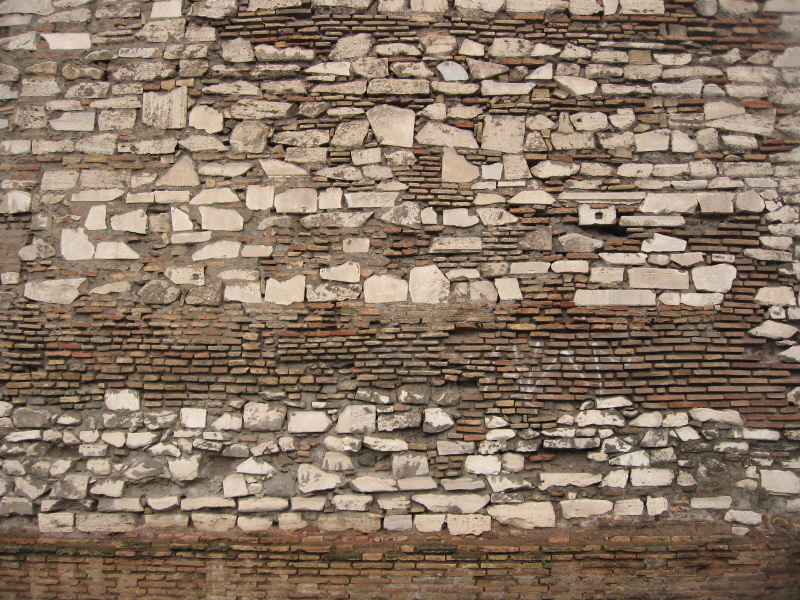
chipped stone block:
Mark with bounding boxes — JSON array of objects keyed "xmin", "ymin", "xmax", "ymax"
[
  {"xmin": 561, "ymin": 499, "xmax": 613, "ymax": 519},
  {"xmin": 76, "ymin": 513, "xmax": 137, "ymax": 533},
  {"xmin": 573, "ymin": 290, "xmax": 657, "ymax": 306}
]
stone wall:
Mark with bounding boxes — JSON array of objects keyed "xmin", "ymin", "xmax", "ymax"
[{"xmin": 0, "ymin": 0, "xmax": 799, "ymax": 543}]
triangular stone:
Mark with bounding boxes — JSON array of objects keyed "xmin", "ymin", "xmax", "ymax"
[{"xmin": 156, "ymin": 156, "xmax": 200, "ymax": 187}]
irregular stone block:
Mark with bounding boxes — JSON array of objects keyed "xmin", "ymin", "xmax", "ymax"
[
  {"xmin": 364, "ymin": 275, "xmax": 408, "ymax": 303},
  {"xmin": 488, "ymin": 502, "xmax": 556, "ymax": 528},
  {"xmin": 760, "ymin": 470, "xmax": 800, "ymax": 495},
  {"xmin": 411, "ymin": 493, "xmax": 490, "ymax": 514},
  {"xmin": 573, "ymin": 289, "xmax": 656, "ymax": 306},
  {"xmin": 628, "ymin": 268, "xmax": 690, "ymax": 290},
  {"xmin": 409, "ymin": 265, "xmax": 450, "ymax": 304},
  {"xmin": 630, "ymin": 468, "xmax": 674, "ymax": 487},
  {"xmin": 441, "ymin": 147, "xmax": 480, "ymax": 182},
  {"xmin": 317, "ymin": 513, "xmax": 381, "ymax": 532},
  {"xmin": 429, "ymin": 237, "xmax": 482, "ymax": 253},
  {"xmin": 336, "ymin": 405, "xmax": 377, "ymax": 434},
  {"xmin": 264, "ymin": 276, "xmax": 306, "ymax": 304},
  {"xmin": 137, "ymin": 280, "xmax": 180, "ymax": 305},
  {"xmin": 689, "ymin": 408, "xmax": 743, "ymax": 425},
  {"xmin": 416, "ymin": 122, "xmax": 478, "ymax": 149},
  {"xmin": 24, "ymin": 278, "xmax": 85, "ymax": 304},
  {"xmin": 76, "ymin": 513, "xmax": 137, "ymax": 533},
  {"xmin": 560, "ymin": 499, "xmax": 613, "ymax": 519},
  {"xmin": 446, "ymin": 514, "xmax": 492, "ymax": 536},
  {"xmin": 481, "ymin": 115, "xmax": 525, "ymax": 153},
  {"xmin": 297, "ymin": 464, "xmax": 342, "ymax": 493},
  {"xmin": 288, "ymin": 410, "xmax": 332, "ymax": 433},
  {"xmin": 142, "ymin": 87, "xmax": 187, "ymax": 129}
]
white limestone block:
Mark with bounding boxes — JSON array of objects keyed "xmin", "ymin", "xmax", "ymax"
[
  {"xmin": 336, "ymin": 405, "xmax": 377, "ymax": 434},
  {"xmin": 364, "ymin": 275, "xmax": 408, "ymax": 303},
  {"xmin": 630, "ymin": 468, "xmax": 674, "ymax": 486},
  {"xmin": 441, "ymin": 147, "xmax": 480, "ymax": 182},
  {"xmin": 573, "ymin": 289, "xmax": 657, "ymax": 306},
  {"xmin": 409, "ymin": 264, "xmax": 450, "ymax": 304},
  {"xmin": 320, "ymin": 262, "xmax": 361, "ymax": 283},
  {"xmin": 264, "ymin": 276, "xmax": 305, "ymax": 305},
  {"xmin": 560, "ymin": 499, "xmax": 613, "ymax": 519},
  {"xmin": 297, "ymin": 464, "xmax": 342, "ymax": 493},
  {"xmin": 416, "ymin": 122, "xmax": 479, "ymax": 149},
  {"xmin": 191, "ymin": 240, "xmax": 241, "ymax": 261},
  {"xmin": 411, "ymin": 493, "xmax": 490, "ymax": 514},
  {"xmin": 61, "ymin": 228, "xmax": 94, "ymax": 260}
]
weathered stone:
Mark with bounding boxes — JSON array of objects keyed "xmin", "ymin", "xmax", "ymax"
[
  {"xmin": 481, "ymin": 115, "xmax": 525, "ymax": 153},
  {"xmin": 629, "ymin": 268, "xmax": 690, "ymax": 290},
  {"xmin": 76, "ymin": 513, "xmax": 136, "ymax": 533},
  {"xmin": 142, "ymin": 87, "xmax": 187, "ymax": 129},
  {"xmin": 754, "ymin": 287, "xmax": 797, "ymax": 307},
  {"xmin": 690, "ymin": 264, "xmax": 737, "ymax": 293},
  {"xmin": 363, "ymin": 275, "xmax": 408, "ymax": 303},
  {"xmin": 488, "ymin": 502, "xmax": 556, "ymax": 528},
  {"xmin": 138, "ymin": 280, "xmax": 180, "ymax": 305},
  {"xmin": 560, "ymin": 499, "xmax": 613, "ymax": 519},
  {"xmin": 157, "ymin": 156, "xmax": 200, "ymax": 187},
  {"xmin": 412, "ymin": 493, "xmax": 489, "ymax": 514},
  {"xmin": 760, "ymin": 470, "xmax": 800, "ymax": 495},
  {"xmin": 297, "ymin": 464, "xmax": 342, "ymax": 494},
  {"xmin": 336, "ymin": 405, "xmax": 377, "ymax": 434},
  {"xmin": 574, "ymin": 290, "xmax": 657, "ymax": 306},
  {"xmin": 262, "ymin": 276, "xmax": 305, "ymax": 305},
  {"xmin": 441, "ymin": 147, "xmax": 480, "ymax": 182},
  {"xmin": 417, "ymin": 122, "xmax": 478, "ymax": 149},
  {"xmin": 408, "ymin": 265, "xmax": 450, "ymax": 304},
  {"xmin": 24, "ymin": 278, "xmax": 85, "ymax": 304}
]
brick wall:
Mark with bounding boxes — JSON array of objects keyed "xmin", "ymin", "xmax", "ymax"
[{"xmin": 0, "ymin": 524, "xmax": 798, "ymax": 599}]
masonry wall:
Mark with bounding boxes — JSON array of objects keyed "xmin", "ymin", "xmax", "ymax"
[{"xmin": 0, "ymin": 0, "xmax": 799, "ymax": 588}]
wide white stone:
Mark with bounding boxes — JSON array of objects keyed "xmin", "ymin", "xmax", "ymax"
[
  {"xmin": 320, "ymin": 262, "xmax": 361, "ymax": 283},
  {"xmin": 23, "ymin": 278, "xmax": 85, "ymax": 305},
  {"xmin": 754, "ymin": 286, "xmax": 797, "ymax": 306},
  {"xmin": 560, "ymin": 499, "xmax": 613, "ymax": 519},
  {"xmin": 574, "ymin": 289, "xmax": 657, "ymax": 306},
  {"xmin": 411, "ymin": 493, "xmax": 490, "ymax": 514},
  {"xmin": 630, "ymin": 468, "xmax": 674, "ymax": 486},
  {"xmin": 641, "ymin": 233, "xmax": 687, "ymax": 253},
  {"xmin": 416, "ymin": 122, "xmax": 478, "ymax": 149},
  {"xmin": 750, "ymin": 320, "xmax": 798, "ymax": 340},
  {"xmin": 689, "ymin": 408, "xmax": 743, "ymax": 425},
  {"xmin": 760, "ymin": 470, "xmax": 800, "ymax": 495},
  {"xmin": 199, "ymin": 207, "xmax": 244, "ymax": 231},
  {"xmin": 539, "ymin": 472, "xmax": 602, "ymax": 489},
  {"xmin": 192, "ymin": 241, "xmax": 241, "ymax": 261},
  {"xmin": 288, "ymin": 410, "xmax": 332, "ymax": 433},
  {"xmin": 555, "ymin": 76, "xmax": 598, "ymax": 96},
  {"xmin": 628, "ymin": 268, "xmax": 690, "ymax": 290},
  {"xmin": 446, "ymin": 514, "xmax": 492, "ymax": 536},
  {"xmin": 725, "ymin": 509, "xmax": 762, "ymax": 526},
  {"xmin": 110, "ymin": 210, "xmax": 147, "ymax": 234}
]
